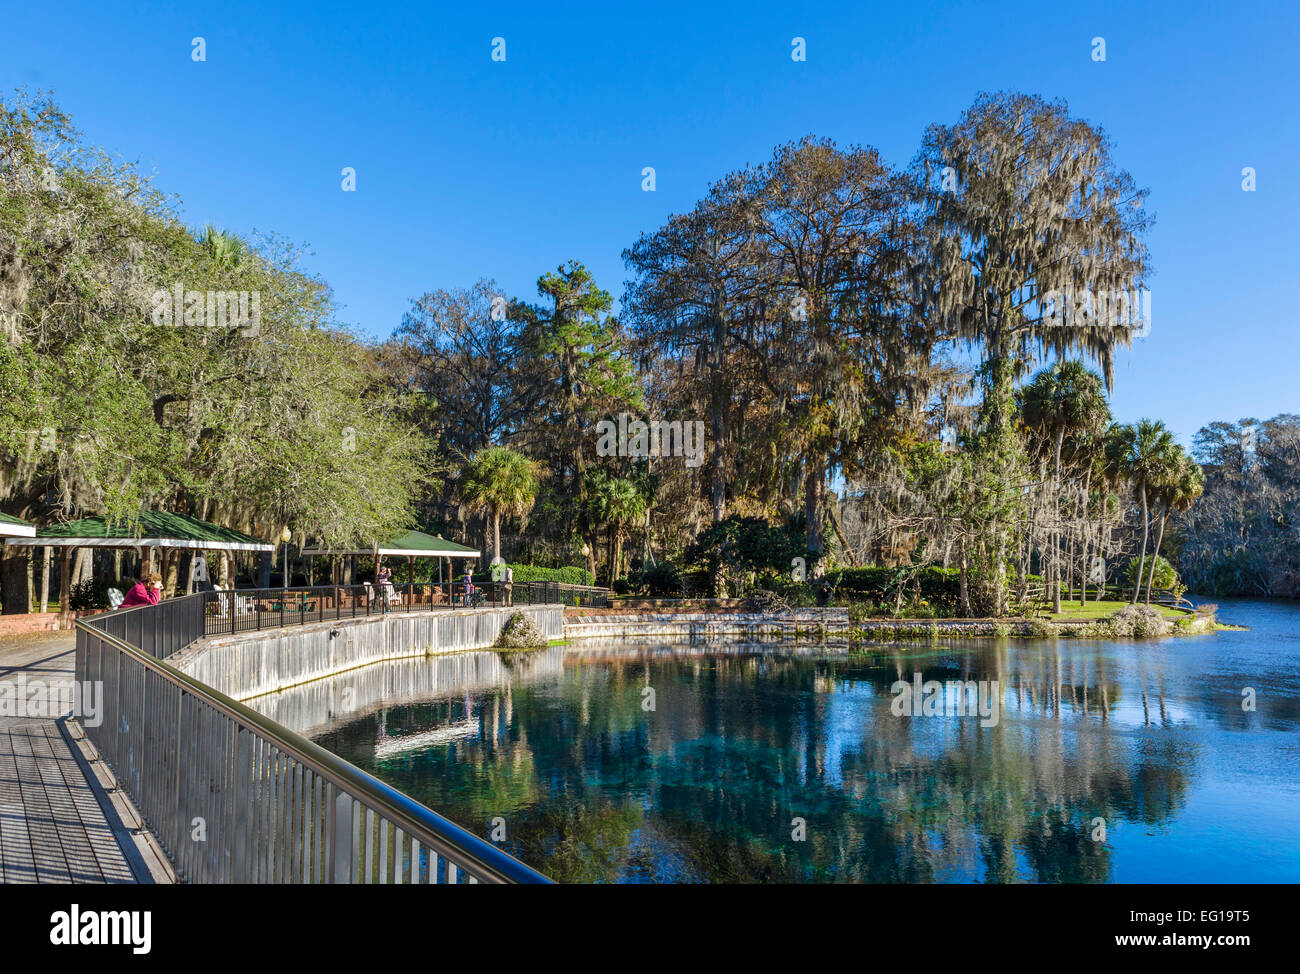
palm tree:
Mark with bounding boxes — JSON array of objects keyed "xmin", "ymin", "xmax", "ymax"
[
  {"xmin": 200, "ymin": 225, "xmax": 246, "ymax": 269},
  {"xmin": 1111, "ymin": 419, "xmax": 1177, "ymax": 603},
  {"xmin": 1143, "ymin": 449, "xmax": 1204, "ymax": 604},
  {"xmin": 1019, "ymin": 362, "xmax": 1110, "ymax": 611},
  {"xmin": 459, "ymin": 446, "xmax": 541, "ymax": 565},
  {"xmin": 589, "ymin": 475, "xmax": 647, "ymax": 585}
]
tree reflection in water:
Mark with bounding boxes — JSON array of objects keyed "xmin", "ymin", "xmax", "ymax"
[{"xmin": 299, "ymin": 612, "xmax": 1299, "ymax": 883}]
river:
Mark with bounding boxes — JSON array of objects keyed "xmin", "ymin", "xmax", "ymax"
[{"xmin": 290, "ymin": 598, "xmax": 1300, "ymax": 883}]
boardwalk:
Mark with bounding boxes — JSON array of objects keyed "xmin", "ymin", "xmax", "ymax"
[{"xmin": 0, "ymin": 631, "xmax": 170, "ymax": 883}]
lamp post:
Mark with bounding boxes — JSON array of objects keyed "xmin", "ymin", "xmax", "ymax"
[
  {"xmin": 279, "ymin": 526, "xmax": 292, "ymax": 586},
  {"xmin": 581, "ymin": 543, "xmax": 590, "ymax": 587}
]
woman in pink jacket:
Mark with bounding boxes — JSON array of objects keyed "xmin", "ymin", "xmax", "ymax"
[{"xmin": 119, "ymin": 573, "xmax": 163, "ymax": 608}]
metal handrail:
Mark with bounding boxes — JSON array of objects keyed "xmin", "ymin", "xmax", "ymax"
[
  {"xmin": 77, "ymin": 593, "xmax": 554, "ymax": 884},
  {"xmin": 197, "ymin": 581, "xmax": 608, "ymax": 639}
]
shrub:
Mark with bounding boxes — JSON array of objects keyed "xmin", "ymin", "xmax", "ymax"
[
  {"xmin": 506, "ymin": 564, "xmax": 590, "ymax": 586},
  {"xmin": 1110, "ymin": 604, "xmax": 1171, "ymax": 638},
  {"xmin": 69, "ymin": 578, "xmax": 135, "ymax": 611},
  {"xmin": 1026, "ymin": 618, "xmax": 1055, "ymax": 639},
  {"xmin": 831, "ymin": 566, "xmax": 961, "ymax": 612},
  {"xmin": 495, "ymin": 611, "xmax": 547, "ymax": 648},
  {"xmin": 1124, "ymin": 555, "xmax": 1178, "ymax": 592}
]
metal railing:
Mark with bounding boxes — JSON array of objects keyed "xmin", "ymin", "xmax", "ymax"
[
  {"xmin": 76, "ymin": 592, "xmax": 555, "ymax": 883},
  {"xmin": 200, "ymin": 580, "xmax": 608, "ymax": 638}
]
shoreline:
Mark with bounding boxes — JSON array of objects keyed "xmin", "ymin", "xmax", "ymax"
[{"xmin": 562, "ymin": 606, "xmax": 1223, "ymax": 642}]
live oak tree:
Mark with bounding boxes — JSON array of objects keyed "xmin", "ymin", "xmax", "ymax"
[{"xmin": 0, "ymin": 91, "xmax": 427, "ymax": 609}]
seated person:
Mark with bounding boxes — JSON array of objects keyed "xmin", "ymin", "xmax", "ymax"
[{"xmin": 119, "ymin": 573, "xmax": 163, "ymax": 608}]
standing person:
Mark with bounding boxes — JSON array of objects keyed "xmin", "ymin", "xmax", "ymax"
[
  {"xmin": 377, "ymin": 564, "xmax": 396, "ymax": 602},
  {"xmin": 504, "ymin": 565, "xmax": 514, "ymax": 607},
  {"xmin": 463, "ymin": 568, "xmax": 474, "ymax": 606},
  {"xmin": 119, "ymin": 573, "xmax": 163, "ymax": 608}
]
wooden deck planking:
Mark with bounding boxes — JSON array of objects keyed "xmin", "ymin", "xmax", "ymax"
[{"xmin": 0, "ymin": 631, "xmax": 152, "ymax": 884}]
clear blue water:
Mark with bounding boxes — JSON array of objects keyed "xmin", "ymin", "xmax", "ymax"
[{"xmin": 300, "ymin": 599, "xmax": 1300, "ymax": 883}]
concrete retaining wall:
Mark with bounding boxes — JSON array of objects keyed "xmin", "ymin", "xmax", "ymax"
[
  {"xmin": 563, "ymin": 608, "xmax": 850, "ymax": 640},
  {"xmin": 171, "ymin": 605, "xmax": 563, "ymax": 701},
  {"xmin": 249, "ymin": 646, "xmax": 564, "ymax": 737}
]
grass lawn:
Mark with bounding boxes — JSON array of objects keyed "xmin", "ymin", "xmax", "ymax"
[{"xmin": 1041, "ymin": 599, "xmax": 1185, "ymax": 621}]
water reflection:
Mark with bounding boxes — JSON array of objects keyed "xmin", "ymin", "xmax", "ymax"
[{"xmin": 259, "ymin": 603, "xmax": 1300, "ymax": 883}]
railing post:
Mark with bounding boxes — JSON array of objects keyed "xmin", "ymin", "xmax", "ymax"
[{"xmin": 333, "ymin": 791, "xmax": 354, "ymax": 884}]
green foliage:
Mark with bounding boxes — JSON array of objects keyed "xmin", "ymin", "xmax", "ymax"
[
  {"xmin": 1125, "ymin": 555, "xmax": 1178, "ymax": 592},
  {"xmin": 685, "ymin": 516, "xmax": 805, "ymax": 581},
  {"xmin": 830, "ymin": 566, "xmax": 961, "ymax": 610},
  {"xmin": 504, "ymin": 564, "xmax": 590, "ymax": 585},
  {"xmin": 68, "ymin": 577, "xmax": 134, "ymax": 611},
  {"xmin": 0, "ymin": 90, "xmax": 428, "ymax": 551}
]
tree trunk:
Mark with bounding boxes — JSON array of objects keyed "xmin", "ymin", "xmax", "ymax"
[
  {"xmin": 805, "ymin": 455, "xmax": 825, "ymax": 567},
  {"xmin": 1132, "ymin": 480, "xmax": 1150, "ymax": 604},
  {"xmin": 492, "ymin": 509, "xmax": 502, "ymax": 564},
  {"xmin": 164, "ymin": 549, "xmax": 181, "ymax": 597},
  {"xmin": 40, "ymin": 546, "xmax": 50, "ymax": 613},
  {"xmin": 1079, "ymin": 471, "xmax": 1092, "ymax": 607},
  {"xmin": 1144, "ymin": 507, "xmax": 1170, "ymax": 605},
  {"xmin": 1052, "ymin": 427, "xmax": 1064, "ymax": 613},
  {"xmin": 71, "ymin": 548, "xmax": 92, "ymax": 587},
  {"xmin": 710, "ymin": 279, "xmax": 728, "ymax": 523},
  {"xmin": 58, "ymin": 547, "xmax": 72, "ymax": 629},
  {"xmin": 958, "ymin": 544, "xmax": 972, "ymax": 617}
]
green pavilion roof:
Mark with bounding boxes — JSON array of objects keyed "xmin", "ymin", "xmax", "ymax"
[
  {"xmin": 300, "ymin": 529, "xmax": 480, "ymax": 558},
  {"xmin": 0, "ymin": 512, "xmax": 35, "ymax": 538},
  {"xmin": 3, "ymin": 511, "xmax": 274, "ymax": 551}
]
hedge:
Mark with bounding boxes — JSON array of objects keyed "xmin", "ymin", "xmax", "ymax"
[
  {"xmin": 504, "ymin": 564, "xmax": 592, "ymax": 585},
  {"xmin": 830, "ymin": 566, "xmax": 962, "ymax": 609}
]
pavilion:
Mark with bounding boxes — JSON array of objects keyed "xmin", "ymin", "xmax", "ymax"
[
  {"xmin": 3, "ymin": 511, "xmax": 274, "ymax": 625},
  {"xmin": 300, "ymin": 529, "xmax": 480, "ymax": 588},
  {"xmin": 0, "ymin": 512, "xmax": 35, "ymax": 538}
]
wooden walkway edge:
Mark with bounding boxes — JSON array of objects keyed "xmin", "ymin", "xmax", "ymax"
[{"xmin": 0, "ymin": 632, "xmax": 175, "ymax": 884}]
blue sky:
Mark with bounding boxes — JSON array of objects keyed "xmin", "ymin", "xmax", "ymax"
[{"xmin": 4, "ymin": 1, "xmax": 1296, "ymax": 445}]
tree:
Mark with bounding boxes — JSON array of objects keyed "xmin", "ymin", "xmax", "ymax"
[
  {"xmin": 623, "ymin": 171, "xmax": 761, "ymax": 526},
  {"xmin": 1, "ymin": 90, "xmax": 431, "ymax": 612},
  {"xmin": 914, "ymin": 91, "xmax": 1152, "ymax": 614},
  {"xmin": 515, "ymin": 261, "xmax": 641, "ymax": 579},
  {"xmin": 388, "ymin": 279, "xmax": 531, "ymax": 458},
  {"xmin": 1110, "ymin": 420, "xmax": 1176, "ymax": 603},
  {"xmin": 460, "ymin": 446, "xmax": 541, "ymax": 565},
  {"xmin": 587, "ymin": 472, "xmax": 647, "ymax": 584},
  {"xmin": 1019, "ymin": 362, "xmax": 1110, "ymax": 610},
  {"xmin": 751, "ymin": 137, "xmax": 916, "ymax": 564},
  {"xmin": 1143, "ymin": 449, "xmax": 1203, "ymax": 603}
]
